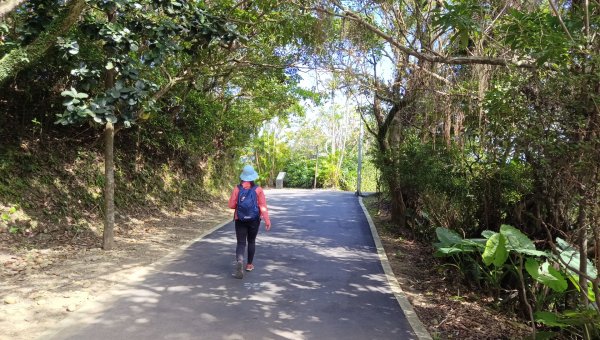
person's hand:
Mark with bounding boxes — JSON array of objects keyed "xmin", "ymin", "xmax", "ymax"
[{"xmin": 265, "ymin": 223, "xmax": 271, "ymax": 231}]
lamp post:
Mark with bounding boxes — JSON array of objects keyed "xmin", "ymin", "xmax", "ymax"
[
  {"xmin": 356, "ymin": 118, "xmax": 363, "ymax": 196},
  {"xmin": 313, "ymin": 146, "xmax": 319, "ymax": 189}
]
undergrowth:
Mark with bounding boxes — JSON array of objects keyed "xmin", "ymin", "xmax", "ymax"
[{"xmin": 0, "ymin": 139, "xmax": 233, "ymax": 248}]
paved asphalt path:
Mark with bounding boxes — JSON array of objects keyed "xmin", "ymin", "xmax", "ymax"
[{"xmin": 47, "ymin": 189, "xmax": 418, "ymax": 340}]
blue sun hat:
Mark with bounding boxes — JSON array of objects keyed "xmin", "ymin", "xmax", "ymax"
[{"xmin": 240, "ymin": 165, "xmax": 259, "ymax": 181}]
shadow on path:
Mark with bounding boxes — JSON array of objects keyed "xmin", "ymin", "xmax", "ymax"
[{"xmin": 49, "ymin": 190, "xmax": 416, "ymax": 340}]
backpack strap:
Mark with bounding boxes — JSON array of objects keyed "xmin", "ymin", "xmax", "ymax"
[{"xmin": 237, "ymin": 184, "xmax": 244, "ymax": 206}]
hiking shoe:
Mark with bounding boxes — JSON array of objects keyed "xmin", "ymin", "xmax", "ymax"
[
  {"xmin": 233, "ymin": 261, "xmax": 244, "ymax": 279},
  {"xmin": 245, "ymin": 264, "xmax": 254, "ymax": 272}
]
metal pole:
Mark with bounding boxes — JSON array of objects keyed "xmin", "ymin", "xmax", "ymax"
[
  {"xmin": 356, "ymin": 118, "xmax": 363, "ymax": 196},
  {"xmin": 313, "ymin": 146, "xmax": 319, "ymax": 189}
]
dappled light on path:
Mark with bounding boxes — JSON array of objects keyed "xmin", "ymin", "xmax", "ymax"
[{"xmin": 47, "ymin": 190, "xmax": 417, "ymax": 340}]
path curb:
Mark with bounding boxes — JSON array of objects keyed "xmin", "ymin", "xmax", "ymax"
[{"xmin": 358, "ymin": 196, "xmax": 433, "ymax": 340}]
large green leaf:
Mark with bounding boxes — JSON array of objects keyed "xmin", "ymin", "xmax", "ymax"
[
  {"xmin": 527, "ymin": 258, "xmax": 568, "ymax": 292},
  {"xmin": 435, "ymin": 227, "xmax": 463, "ymax": 246},
  {"xmin": 518, "ymin": 248, "xmax": 548, "ymax": 257},
  {"xmin": 61, "ymin": 87, "xmax": 88, "ymax": 99},
  {"xmin": 469, "ymin": 238, "xmax": 488, "ymax": 247},
  {"xmin": 535, "ymin": 311, "xmax": 568, "ymax": 327},
  {"xmin": 525, "ymin": 257, "xmax": 541, "ymax": 278},
  {"xmin": 481, "ymin": 230, "xmax": 495, "ymax": 239},
  {"xmin": 434, "ymin": 227, "xmax": 483, "ymax": 256},
  {"xmin": 527, "ymin": 259, "xmax": 568, "ymax": 292},
  {"xmin": 561, "ymin": 309, "xmax": 600, "ymax": 326},
  {"xmin": 499, "ymin": 224, "xmax": 533, "ymax": 250},
  {"xmin": 482, "ymin": 232, "xmax": 508, "ymax": 267},
  {"xmin": 540, "ymin": 262, "xmax": 568, "ymax": 292},
  {"xmin": 434, "ymin": 246, "xmax": 472, "ymax": 257},
  {"xmin": 499, "ymin": 224, "xmax": 545, "ymax": 257},
  {"xmin": 566, "ymin": 273, "xmax": 597, "ymax": 302},
  {"xmin": 536, "ymin": 310, "xmax": 600, "ymax": 328},
  {"xmin": 556, "ymin": 238, "xmax": 598, "ymax": 280}
]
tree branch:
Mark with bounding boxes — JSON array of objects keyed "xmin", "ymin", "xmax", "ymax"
[
  {"xmin": 310, "ymin": 4, "xmax": 536, "ymax": 68},
  {"xmin": 548, "ymin": 0, "xmax": 574, "ymax": 42},
  {"xmin": 0, "ymin": 0, "xmax": 86, "ymax": 86}
]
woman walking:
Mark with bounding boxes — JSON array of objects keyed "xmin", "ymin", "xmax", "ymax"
[{"xmin": 228, "ymin": 165, "xmax": 271, "ymax": 279}]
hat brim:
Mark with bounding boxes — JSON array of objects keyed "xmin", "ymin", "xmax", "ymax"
[{"xmin": 240, "ymin": 173, "xmax": 259, "ymax": 181}]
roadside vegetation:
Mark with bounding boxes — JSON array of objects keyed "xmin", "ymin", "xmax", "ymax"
[{"xmin": 1, "ymin": 1, "xmax": 599, "ymax": 339}]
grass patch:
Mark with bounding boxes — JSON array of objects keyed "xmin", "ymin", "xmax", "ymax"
[{"xmin": 0, "ymin": 140, "xmax": 232, "ymax": 248}]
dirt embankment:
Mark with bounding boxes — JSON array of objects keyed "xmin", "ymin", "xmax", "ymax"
[
  {"xmin": 1, "ymin": 204, "xmax": 232, "ymax": 340},
  {"xmin": 362, "ymin": 195, "xmax": 530, "ymax": 339}
]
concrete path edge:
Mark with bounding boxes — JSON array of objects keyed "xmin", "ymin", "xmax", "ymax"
[{"xmin": 358, "ymin": 196, "xmax": 433, "ymax": 340}]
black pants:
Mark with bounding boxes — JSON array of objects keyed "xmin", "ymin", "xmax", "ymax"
[{"xmin": 235, "ymin": 219, "xmax": 260, "ymax": 264}]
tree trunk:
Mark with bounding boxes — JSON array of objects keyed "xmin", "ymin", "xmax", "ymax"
[
  {"xmin": 387, "ymin": 115, "xmax": 408, "ymax": 228},
  {"xmin": 135, "ymin": 127, "xmax": 143, "ymax": 172},
  {"xmin": 454, "ymin": 110, "xmax": 465, "ymax": 149},
  {"xmin": 390, "ymin": 177, "xmax": 407, "ymax": 228},
  {"xmin": 102, "ymin": 122, "xmax": 115, "ymax": 250},
  {"xmin": 101, "ymin": 6, "xmax": 117, "ymax": 250},
  {"xmin": 376, "ymin": 120, "xmax": 407, "ymax": 228},
  {"xmin": 475, "ymin": 64, "xmax": 491, "ymax": 148},
  {"xmin": 577, "ymin": 198, "xmax": 588, "ymax": 305},
  {"xmin": 443, "ymin": 109, "xmax": 452, "ymax": 148},
  {"xmin": 0, "ymin": 0, "xmax": 86, "ymax": 86}
]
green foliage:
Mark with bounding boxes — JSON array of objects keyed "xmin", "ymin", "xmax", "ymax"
[
  {"xmin": 433, "ymin": 227, "xmax": 488, "ymax": 283},
  {"xmin": 434, "ymin": 225, "xmax": 599, "ymax": 336},
  {"xmin": 499, "ymin": 9, "xmax": 574, "ymax": 66},
  {"xmin": 499, "ymin": 224, "xmax": 547, "ymax": 257},
  {"xmin": 0, "ymin": 0, "xmax": 86, "ymax": 87},
  {"xmin": 267, "ymin": 103, "xmax": 377, "ymax": 191},
  {"xmin": 376, "ymin": 136, "xmax": 483, "ymax": 238},
  {"xmin": 1, "ymin": 205, "xmax": 18, "ymax": 222},
  {"xmin": 284, "ymin": 157, "xmax": 316, "ymax": 188},
  {"xmin": 0, "ymin": 139, "xmax": 234, "ymax": 240},
  {"xmin": 556, "ymin": 237, "xmax": 598, "ymax": 281},
  {"xmin": 525, "ymin": 258, "xmax": 567, "ymax": 293},
  {"xmin": 0, "ymin": 0, "xmax": 318, "ymax": 208},
  {"xmin": 55, "ymin": 1, "xmax": 239, "ymax": 127},
  {"xmin": 535, "ymin": 310, "xmax": 600, "ymax": 339},
  {"xmin": 535, "ymin": 310, "xmax": 600, "ymax": 337},
  {"xmin": 1, "ymin": 205, "xmax": 21, "ymax": 234},
  {"xmin": 432, "ymin": 0, "xmax": 484, "ymax": 51},
  {"xmin": 482, "ymin": 233, "xmax": 508, "ymax": 267}
]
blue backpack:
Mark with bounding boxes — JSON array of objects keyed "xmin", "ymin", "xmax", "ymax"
[{"xmin": 237, "ymin": 185, "xmax": 260, "ymax": 221}]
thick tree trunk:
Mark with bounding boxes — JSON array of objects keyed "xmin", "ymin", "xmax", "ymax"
[
  {"xmin": 389, "ymin": 178, "xmax": 407, "ymax": 228},
  {"xmin": 387, "ymin": 115, "xmax": 408, "ymax": 228},
  {"xmin": 102, "ymin": 122, "xmax": 115, "ymax": 250},
  {"xmin": 376, "ymin": 124, "xmax": 407, "ymax": 228},
  {"xmin": 0, "ymin": 0, "xmax": 86, "ymax": 86}
]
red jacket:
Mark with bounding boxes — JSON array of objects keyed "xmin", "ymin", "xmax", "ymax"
[{"xmin": 228, "ymin": 181, "xmax": 271, "ymax": 226}]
